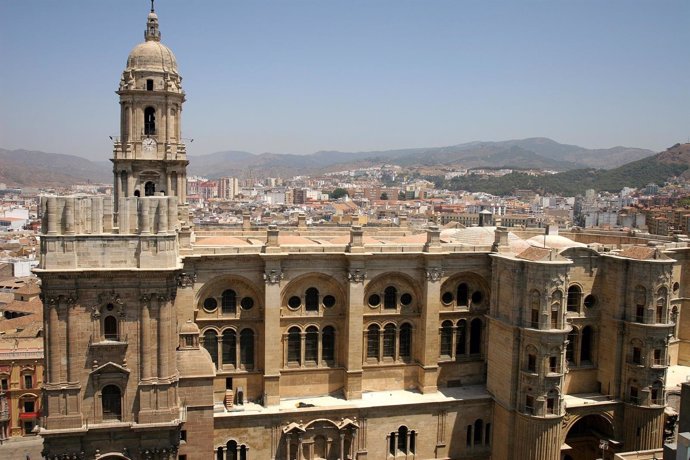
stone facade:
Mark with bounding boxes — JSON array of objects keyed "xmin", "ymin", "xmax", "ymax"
[{"xmin": 34, "ymin": 5, "xmax": 690, "ymax": 460}]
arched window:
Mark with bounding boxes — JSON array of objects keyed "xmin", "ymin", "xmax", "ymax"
[
  {"xmin": 240, "ymin": 329, "xmax": 254, "ymax": 368},
  {"xmin": 530, "ymin": 290, "xmax": 540, "ymax": 328},
  {"xmin": 656, "ymin": 287, "xmax": 667, "ymax": 323},
  {"xmin": 144, "ymin": 106, "xmax": 156, "ymax": 135},
  {"xmin": 227, "ymin": 440, "xmax": 238, "ymax": 460},
  {"xmin": 580, "ymin": 326, "xmax": 593, "ymax": 364},
  {"xmin": 440, "ymin": 320, "xmax": 453, "ymax": 357},
  {"xmin": 546, "ymin": 389, "xmax": 559, "ymax": 414},
  {"xmin": 305, "ymin": 326, "xmax": 318, "ymax": 363},
  {"xmin": 457, "ymin": 283, "xmax": 469, "ymax": 306},
  {"xmin": 144, "ymin": 181, "xmax": 155, "ymax": 196},
  {"xmin": 399, "ymin": 323, "xmax": 412, "ymax": 360},
  {"xmin": 102, "ymin": 385, "xmax": 122, "ymax": 420},
  {"xmin": 104, "ymin": 315, "xmax": 118, "ymax": 341},
  {"xmin": 397, "ymin": 425, "xmax": 409, "ymax": 453},
  {"xmin": 567, "ymin": 285, "xmax": 581, "ymax": 312},
  {"xmin": 222, "ymin": 289, "xmax": 237, "ymax": 314},
  {"xmin": 384, "ymin": 286, "xmax": 397, "ymax": 309},
  {"xmin": 634, "ymin": 285, "xmax": 646, "ymax": 322},
  {"xmin": 469, "ymin": 318, "xmax": 482, "ymax": 355},
  {"xmin": 314, "ymin": 435, "xmax": 326, "ymax": 459},
  {"xmin": 222, "ymin": 330, "xmax": 237, "ymax": 367},
  {"xmin": 566, "ymin": 329, "xmax": 577, "ymax": 364},
  {"xmin": 203, "ymin": 330, "xmax": 219, "ymax": 367},
  {"xmin": 287, "ymin": 327, "xmax": 301, "ymax": 365},
  {"xmin": 474, "ymin": 419, "xmax": 483, "ymax": 445},
  {"xmin": 456, "ymin": 320, "xmax": 467, "ymax": 356},
  {"xmin": 651, "ymin": 380, "xmax": 664, "ymax": 405},
  {"xmin": 383, "ymin": 324, "xmax": 396, "ymax": 358},
  {"xmin": 322, "ymin": 326, "xmax": 335, "ymax": 363},
  {"xmin": 367, "ymin": 325, "xmax": 380, "ymax": 360},
  {"xmin": 305, "ymin": 287, "xmax": 319, "ymax": 312}
]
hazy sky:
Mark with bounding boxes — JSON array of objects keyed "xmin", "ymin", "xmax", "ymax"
[{"xmin": 1, "ymin": 0, "xmax": 688, "ymax": 160}]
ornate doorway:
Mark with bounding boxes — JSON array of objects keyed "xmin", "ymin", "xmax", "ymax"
[{"xmin": 562, "ymin": 414, "xmax": 615, "ymax": 460}]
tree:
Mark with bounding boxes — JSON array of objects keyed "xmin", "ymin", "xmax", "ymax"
[
  {"xmin": 398, "ymin": 191, "xmax": 406, "ymax": 200},
  {"xmin": 331, "ymin": 188, "xmax": 348, "ymax": 199},
  {"xmin": 380, "ymin": 192, "xmax": 389, "ymax": 200}
]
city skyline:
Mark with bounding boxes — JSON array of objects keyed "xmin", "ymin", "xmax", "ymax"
[{"xmin": 1, "ymin": 0, "xmax": 689, "ymax": 161}]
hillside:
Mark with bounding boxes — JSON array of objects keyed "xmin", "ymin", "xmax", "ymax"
[
  {"xmin": 0, "ymin": 148, "xmax": 111, "ymax": 187},
  {"xmin": 439, "ymin": 143, "xmax": 690, "ymax": 196}
]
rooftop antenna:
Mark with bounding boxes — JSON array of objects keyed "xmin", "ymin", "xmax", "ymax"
[{"xmin": 151, "ymin": 0, "xmax": 155, "ymax": 13}]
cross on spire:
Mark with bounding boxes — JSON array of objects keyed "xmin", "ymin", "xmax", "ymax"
[{"xmin": 150, "ymin": 0, "xmax": 155, "ymax": 13}]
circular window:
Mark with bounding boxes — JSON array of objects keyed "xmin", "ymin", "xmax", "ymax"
[
  {"xmin": 583, "ymin": 294, "xmax": 596, "ymax": 308},
  {"xmin": 240, "ymin": 297, "xmax": 254, "ymax": 310},
  {"xmin": 441, "ymin": 292, "xmax": 454, "ymax": 305},
  {"xmin": 106, "ymin": 303, "xmax": 114, "ymax": 311},
  {"xmin": 203, "ymin": 298, "xmax": 217, "ymax": 311},
  {"xmin": 471, "ymin": 291, "xmax": 483, "ymax": 305},
  {"xmin": 400, "ymin": 293, "xmax": 413, "ymax": 306},
  {"xmin": 368, "ymin": 294, "xmax": 381, "ymax": 307},
  {"xmin": 323, "ymin": 295, "xmax": 336, "ymax": 308},
  {"xmin": 288, "ymin": 296, "xmax": 301, "ymax": 309}
]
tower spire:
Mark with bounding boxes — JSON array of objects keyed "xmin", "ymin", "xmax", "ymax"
[{"xmin": 144, "ymin": 1, "xmax": 161, "ymax": 42}]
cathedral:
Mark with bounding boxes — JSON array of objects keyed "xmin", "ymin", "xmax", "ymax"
[{"xmin": 35, "ymin": 5, "xmax": 690, "ymax": 460}]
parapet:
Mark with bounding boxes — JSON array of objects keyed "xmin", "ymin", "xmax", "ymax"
[
  {"xmin": 40, "ymin": 195, "xmax": 179, "ymax": 236},
  {"xmin": 38, "ymin": 196, "xmax": 181, "ymax": 271}
]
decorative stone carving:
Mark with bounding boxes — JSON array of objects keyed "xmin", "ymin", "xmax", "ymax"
[
  {"xmin": 425, "ymin": 267, "xmax": 444, "ymax": 282},
  {"xmin": 177, "ymin": 271, "xmax": 197, "ymax": 288},
  {"xmin": 264, "ymin": 269, "xmax": 284, "ymax": 284},
  {"xmin": 347, "ymin": 269, "xmax": 367, "ymax": 283}
]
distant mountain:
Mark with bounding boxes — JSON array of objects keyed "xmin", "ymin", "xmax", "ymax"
[
  {"xmin": 440, "ymin": 143, "xmax": 690, "ymax": 196},
  {"xmin": 188, "ymin": 138, "xmax": 654, "ymax": 178},
  {"xmin": 0, "ymin": 148, "xmax": 111, "ymax": 187},
  {"xmin": 0, "ymin": 138, "xmax": 658, "ymax": 188}
]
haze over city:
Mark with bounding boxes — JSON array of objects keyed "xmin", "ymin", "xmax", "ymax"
[{"xmin": 1, "ymin": 0, "xmax": 689, "ymax": 161}]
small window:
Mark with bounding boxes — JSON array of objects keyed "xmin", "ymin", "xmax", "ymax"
[
  {"xmin": 583, "ymin": 294, "xmax": 596, "ymax": 308},
  {"xmin": 240, "ymin": 297, "xmax": 254, "ymax": 310},
  {"xmin": 23, "ymin": 399, "xmax": 35, "ymax": 413},
  {"xmin": 457, "ymin": 283, "xmax": 469, "ymax": 306},
  {"xmin": 632, "ymin": 347, "xmax": 641, "ymax": 364},
  {"xmin": 104, "ymin": 315, "xmax": 118, "ymax": 341},
  {"xmin": 368, "ymin": 294, "xmax": 381, "ymax": 307},
  {"xmin": 23, "ymin": 374, "xmax": 32, "ymax": 389},
  {"xmin": 653, "ymin": 348, "xmax": 662, "ymax": 366},
  {"xmin": 441, "ymin": 292, "xmax": 453, "ymax": 305},
  {"xmin": 384, "ymin": 286, "xmax": 397, "ymax": 309},
  {"xmin": 549, "ymin": 356, "xmax": 558, "ymax": 373},
  {"xmin": 146, "ymin": 79, "xmax": 154, "ymax": 91},
  {"xmin": 471, "ymin": 291, "xmax": 483, "ymax": 305},
  {"xmin": 322, "ymin": 295, "xmax": 336, "ymax": 308},
  {"xmin": 673, "ymin": 282, "xmax": 680, "ymax": 294},
  {"xmin": 288, "ymin": 296, "xmax": 301, "ymax": 309},
  {"xmin": 305, "ymin": 287, "xmax": 319, "ymax": 311},
  {"xmin": 222, "ymin": 290, "xmax": 237, "ymax": 315},
  {"xmin": 203, "ymin": 297, "xmax": 217, "ymax": 311},
  {"xmin": 400, "ymin": 293, "xmax": 412, "ymax": 306},
  {"xmin": 144, "ymin": 106, "xmax": 156, "ymax": 135},
  {"xmin": 525, "ymin": 395, "xmax": 534, "ymax": 414},
  {"xmin": 527, "ymin": 354, "xmax": 536, "ymax": 372},
  {"xmin": 0, "ymin": 378, "xmax": 7, "ymax": 390},
  {"xmin": 180, "ymin": 430, "xmax": 187, "ymax": 442}
]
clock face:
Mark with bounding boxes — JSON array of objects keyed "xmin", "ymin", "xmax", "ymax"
[{"xmin": 142, "ymin": 137, "xmax": 156, "ymax": 152}]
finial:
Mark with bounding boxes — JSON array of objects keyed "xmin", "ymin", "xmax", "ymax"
[{"xmin": 151, "ymin": 0, "xmax": 155, "ymax": 13}]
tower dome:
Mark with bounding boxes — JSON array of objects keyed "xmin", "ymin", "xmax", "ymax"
[{"xmin": 124, "ymin": 6, "xmax": 178, "ymax": 75}]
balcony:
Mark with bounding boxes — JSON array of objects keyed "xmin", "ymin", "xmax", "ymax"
[{"xmin": 88, "ymin": 334, "xmax": 128, "ymax": 350}]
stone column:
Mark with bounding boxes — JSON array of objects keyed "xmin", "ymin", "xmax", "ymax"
[
  {"xmin": 166, "ymin": 173, "xmax": 172, "ymax": 196},
  {"xmin": 47, "ymin": 298, "xmax": 60, "ymax": 383},
  {"xmin": 345, "ymin": 259, "xmax": 366, "ymax": 399},
  {"xmin": 140, "ymin": 295, "xmax": 152, "ymax": 380},
  {"xmin": 419, "ymin": 264, "xmax": 443, "ymax": 393},
  {"xmin": 158, "ymin": 294, "xmax": 171, "ymax": 378},
  {"xmin": 46, "ymin": 196, "xmax": 58, "ymax": 235},
  {"xmin": 263, "ymin": 262, "xmax": 283, "ymax": 406},
  {"xmin": 64, "ymin": 197, "xmax": 75, "ymax": 235}
]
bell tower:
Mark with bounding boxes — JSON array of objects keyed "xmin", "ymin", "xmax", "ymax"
[{"xmin": 112, "ymin": 1, "xmax": 188, "ymax": 209}]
